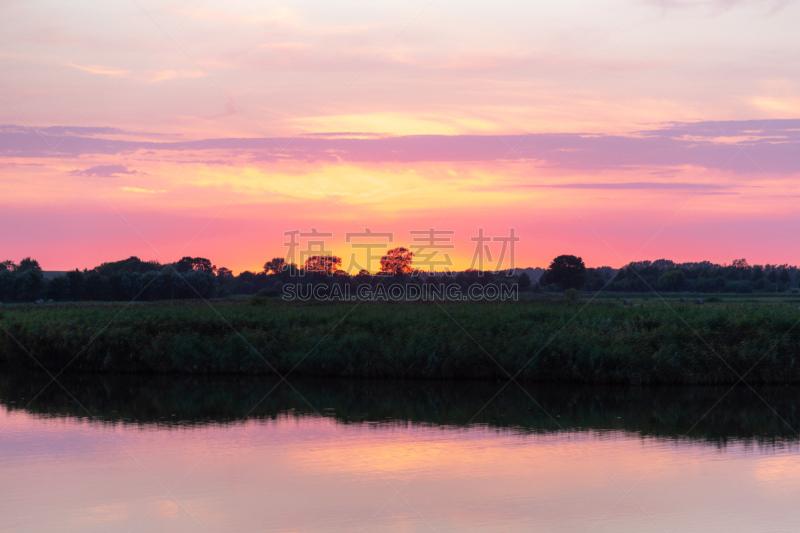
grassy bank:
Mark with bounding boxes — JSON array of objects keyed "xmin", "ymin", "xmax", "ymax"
[{"xmin": 1, "ymin": 298, "xmax": 799, "ymax": 383}]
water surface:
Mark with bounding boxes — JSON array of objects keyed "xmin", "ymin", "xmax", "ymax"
[{"xmin": 1, "ymin": 374, "xmax": 799, "ymax": 532}]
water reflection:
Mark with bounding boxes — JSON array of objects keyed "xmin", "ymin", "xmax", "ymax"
[
  {"xmin": 2, "ymin": 374, "xmax": 800, "ymax": 532},
  {"xmin": 2, "ymin": 372, "xmax": 799, "ymax": 445}
]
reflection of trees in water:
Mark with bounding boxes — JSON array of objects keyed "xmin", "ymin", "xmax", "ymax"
[{"xmin": 2, "ymin": 372, "xmax": 798, "ymax": 447}]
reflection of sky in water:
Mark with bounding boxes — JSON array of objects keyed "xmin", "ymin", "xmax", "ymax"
[{"xmin": 2, "ymin": 409, "xmax": 799, "ymax": 533}]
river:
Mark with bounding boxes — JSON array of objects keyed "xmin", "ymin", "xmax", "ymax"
[{"xmin": 1, "ymin": 374, "xmax": 798, "ymax": 532}]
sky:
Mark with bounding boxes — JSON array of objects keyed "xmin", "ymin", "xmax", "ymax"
[{"xmin": 1, "ymin": 0, "xmax": 799, "ymax": 273}]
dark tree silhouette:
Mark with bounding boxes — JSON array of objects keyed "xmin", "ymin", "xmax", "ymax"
[
  {"xmin": 379, "ymin": 247, "xmax": 414, "ymax": 275},
  {"xmin": 658, "ymin": 269, "xmax": 686, "ymax": 291},
  {"xmin": 17, "ymin": 257, "xmax": 42, "ymax": 273},
  {"xmin": 92, "ymin": 256, "xmax": 161, "ymax": 276},
  {"xmin": 304, "ymin": 255, "xmax": 342, "ymax": 275},
  {"xmin": 175, "ymin": 257, "xmax": 216, "ymax": 274},
  {"xmin": 540, "ymin": 255, "xmax": 586, "ymax": 290},
  {"xmin": 263, "ymin": 257, "xmax": 287, "ymax": 275},
  {"xmin": 217, "ymin": 267, "xmax": 233, "ymax": 279}
]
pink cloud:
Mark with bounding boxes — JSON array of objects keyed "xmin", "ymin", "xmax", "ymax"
[
  {"xmin": 3, "ymin": 119, "xmax": 798, "ymax": 174},
  {"xmin": 69, "ymin": 164, "xmax": 138, "ymax": 178}
]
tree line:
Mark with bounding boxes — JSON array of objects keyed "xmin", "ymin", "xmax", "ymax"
[
  {"xmin": 537, "ymin": 255, "xmax": 800, "ymax": 293},
  {"xmin": 0, "ymin": 248, "xmax": 490, "ymax": 303},
  {"xmin": 1, "ymin": 251, "xmax": 798, "ymax": 303}
]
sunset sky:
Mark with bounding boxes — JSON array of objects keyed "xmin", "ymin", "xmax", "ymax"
[{"xmin": 2, "ymin": 0, "xmax": 799, "ymax": 273}]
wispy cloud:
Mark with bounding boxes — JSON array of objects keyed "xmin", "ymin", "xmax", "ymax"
[
  {"xmin": 4, "ymin": 119, "xmax": 800, "ymax": 174},
  {"xmin": 142, "ymin": 69, "xmax": 205, "ymax": 84},
  {"xmin": 67, "ymin": 62, "xmax": 203, "ymax": 83},
  {"xmin": 67, "ymin": 62, "xmax": 127, "ymax": 78},
  {"xmin": 521, "ymin": 182, "xmax": 733, "ymax": 190},
  {"xmin": 120, "ymin": 187, "xmax": 165, "ymax": 194},
  {"xmin": 70, "ymin": 165, "xmax": 137, "ymax": 178},
  {"xmin": 0, "ymin": 124, "xmax": 127, "ymax": 136}
]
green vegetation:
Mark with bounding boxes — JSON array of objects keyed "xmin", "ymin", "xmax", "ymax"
[{"xmin": 2, "ymin": 297, "xmax": 800, "ymax": 383}]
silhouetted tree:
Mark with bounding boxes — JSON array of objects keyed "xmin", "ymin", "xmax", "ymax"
[
  {"xmin": 355, "ymin": 269, "xmax": 371, "ymax": 284},
  {"xmin": 46, "ymin": 275, "xmax": 70, "ymax": 301},
  {"xmin": 216, "ymin": 267, "xmax": 233, "ymax": 279},
  {"xmin": 66, "ymin": 270, "xmax": 85, "ymax": 301},
  {"xmin": 379, "ymin": 247, "xmax": 414, "ymax": 275},
  {"xmin": 175, "ymin": 257, "xmax": 216, "ymax": 274},
  {"xmin": 279, "ymin": 263, "xmax": 300, "ymax": 279},
  {"xmin": 17, "ymin": 257, "xmax": 42, "ymax": 273},
  {"xmin": 731, "ymin": 258, "xmax": 749, "ymax": 269},
  {"xmin": 263, "ymin": 257, "xmax": 287, "ymax": 275},
  {"xmin": 14, "ymin": 269, "xmax": 43, "ymax": 300},
  {"xmin": 84, "ymin": 272, "xmax": 104, "ymax": 300},
  {"xmin": 304, "ymin": 255, "xmax": 342, "ymax": 275},
  {"xmin": 540, "ymin": 255, "xmax": 586, "ymax": 290},
  {"xmin": 658, "ymin": 269, "xmax": 686, "ymax": 291}
]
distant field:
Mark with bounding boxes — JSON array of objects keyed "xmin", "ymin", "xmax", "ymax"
[{"xmin": 1, "ymin": 296, "xmax": 799, "ymax": 384}]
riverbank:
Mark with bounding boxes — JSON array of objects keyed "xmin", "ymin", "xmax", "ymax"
[{"xmin": 1, "ymin": 298, "xmax": 799, "ymax": 383}]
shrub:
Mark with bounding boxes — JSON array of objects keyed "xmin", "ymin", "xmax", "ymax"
[{"xmin": 565, "ymin": 288, "xmax": 580, "ymax": 302}]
